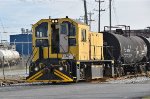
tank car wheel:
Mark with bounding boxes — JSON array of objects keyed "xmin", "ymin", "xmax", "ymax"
[
  {"xmin": 146, "ymin": 64, "xmax": 150, "ymax": 71},
  {"xmin": 120, "ymin": 67, "xmax": 125, "ymax": 76},
  {"xmin": 115, "ymin": 67, "xmax": 120, "ymax": 77}
]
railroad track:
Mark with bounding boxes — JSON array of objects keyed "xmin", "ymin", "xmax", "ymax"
[{"xmin": 0, "ymin": 72, "xmax": 150, "ymax": 86}]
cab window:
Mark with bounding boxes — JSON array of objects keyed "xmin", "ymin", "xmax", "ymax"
[
  {"xmin": 35, "ymin": 22, "xmax": 48, "ymax": 38},
  {"xmin": 60, "ymin": 23, "xmax": 68, "ymax": 34},
  {"xmin": 69, "ymin": 38, "xmax": 76, "ymax": 46},
  {"xmin": 62, "ymin": 21, "xmax": 76, "ymax": 36},
  {"xmin": 69, "ymin": 25, "xmax": 76, "ymax": 36},
  {"xmin": 81, "ymin": 29, "xmax": 86, "ymax": 42},
  {"xmin": 36, "ymin": 39, "xmax": 49, "ymax": 47}
]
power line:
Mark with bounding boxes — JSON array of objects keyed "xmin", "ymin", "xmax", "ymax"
[
  {"xmin": 77, "ymin": 13, "xmax": 94, "ymax": 30},
  {"xmin": 0, "ymin": 18, "xmax": 6, "ymax": 33},
  {"xmin": 78, "ymin": 16, "xmax": 85, "ymax": 23},
  {"xmin": 88, "ymin": 12, "xmax": 95, "ymax": 30},
  {"xmin": 0, "ymin": 17, "xmax": 7, "ymax": 42},
  {"xmin": 95, "ymin": 0, "xmax": 105, "ymax": 32}
]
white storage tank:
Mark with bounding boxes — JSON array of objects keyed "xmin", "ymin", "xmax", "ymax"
[
  {"xmin": 11, "ymin": 50, "xmax": 20, "ymax": 59},
  {"xmin": 0, "ymin": 49, "xmax": 20, "ymax": 62}
]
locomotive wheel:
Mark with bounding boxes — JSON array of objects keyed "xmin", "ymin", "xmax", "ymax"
[{"xmin": 138, "ymin": 65, "xmax": 147, "ymax": 73}]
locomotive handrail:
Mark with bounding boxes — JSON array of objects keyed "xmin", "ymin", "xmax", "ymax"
[
  {"xmin": 26, "ymin": 46, "xmax": 37, "ymax": 74},
  {"xmin": 90, "ymin": 45, "xmax": 114, "ymax": 60},
  {"xmin": 26, "ymin": 46, "xmax": 36, "ymax": 64}
]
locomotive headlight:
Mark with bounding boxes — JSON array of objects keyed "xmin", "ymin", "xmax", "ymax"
[
  {"xmin": 59, "ymin": 67, "xmax": 63, "ymax": 71},
  {"xmin": 34, "ymin": 67, "xmax": 39, "ymax": 71},
  {"xmin": 52, "ymin": 20, "xmax": 55, "ymax": 23},
  {"xmin": 55, "ymin": 20, "xmax": 58, "ymax": 23}
]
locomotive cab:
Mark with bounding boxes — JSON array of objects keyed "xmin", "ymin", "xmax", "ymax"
[{"xmin": 27, "ymin": 18, "xmax": 77, "ymax": 83}]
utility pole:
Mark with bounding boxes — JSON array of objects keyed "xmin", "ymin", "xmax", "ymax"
[
  {"xmin": 88, "ymin": 12, "xmax": 95, "ymax": 30},
  {"xmin": 95, "ymin": 0, "xmax": 105, "ymax": 32},
  {"xmin": 109, "ymin": 0, "xmax": 112, "ymax": 33},
  {"xmin": 83, "ymin": 0, "xmax": 88, "ymax": 25},
  {"xmin": 78, "ymin": 16, "xmax": 85, "ymax": 23}
]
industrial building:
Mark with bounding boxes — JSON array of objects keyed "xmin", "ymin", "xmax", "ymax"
[{"xmin": 10, "ymin": 33, "xmax": 32, "ymax": 56}]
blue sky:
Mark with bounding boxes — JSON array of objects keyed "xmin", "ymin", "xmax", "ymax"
[{"xmin": 0, "ymin": 0, "xmax": 150, "ymax": 41}]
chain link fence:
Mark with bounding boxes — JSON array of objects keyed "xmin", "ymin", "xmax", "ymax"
[{"xmin": 0, "ymin": 55, "xmax": 30, "ymax": 82}]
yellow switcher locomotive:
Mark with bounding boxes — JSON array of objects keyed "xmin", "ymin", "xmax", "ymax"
[{"xmin": 26, "ymin": 17, "xmax": 114, "ymax": 83}]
